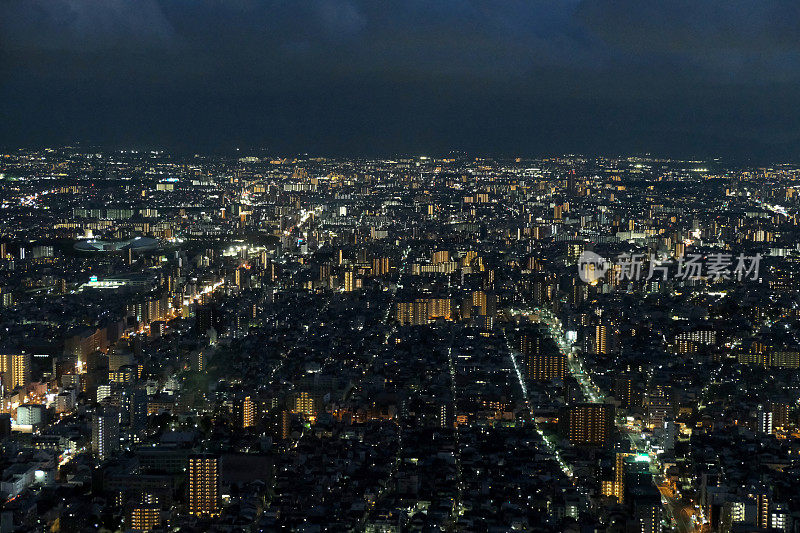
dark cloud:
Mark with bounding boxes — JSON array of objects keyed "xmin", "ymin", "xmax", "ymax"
[
  {"xmin": 0, "ymin": 0, "xmax": 175, "ymax": 52},
  {"xmin": 577, "ymin": 0, "xmax": 800, "ymax": 54},
  {"xmin": 1, "ymin": 0, "xmax": 799, "ymax": 160},
  {"xmin": 576, "ymin": 0, "xmax": 800, "ymax": 82}
]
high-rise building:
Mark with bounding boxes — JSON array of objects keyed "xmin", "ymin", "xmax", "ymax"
[
  {"xmin": 396, "ymin": 300, "xmax": 426, "ymax": 326},
  {"xmin": 195, "ymin": 305, "xmax": 222, "ymax": 337},
  {"xmin": 769, "ymin": 502, "xmax": 789, "ymax": 531},
  {"xmin": 432, "ymin": 250, "xmax": 450, "ymax": 264},
  {"xmin": 746, "ymin": 489, "xmax": 771, "ymax": 531},
  {"xmin": 188, "ymin": 454, "xmax": 220, "ymax": 516},
  {"xmin": 614, "ymin": 374, "xmax": 637, "ymax": 409},
  {"xmin": 771, "ymin": 351, "xmax": 800, "ymax": 369},
  {"xmin": 294, "ymin": 392, "xmax": 315, "ymax": 418},
  {"xmin": 439, "ymin": 402, "xmax": 454, "ymax": 428},
  {"xmin": 0, "ymin": 353, "xmax": 31, "ymax": 391},
  {"xmin": 646, "ymin": 385, "xmax": 672, "ymax": 429},
  {"xmin": 129, "ymin": 506, "xmax": 160, "ymax": 532},
  {"xmin": 109, "ymin": 365, "xmax": 137, "ymax": 384},
  {"xmin": 526, "ymin": 353, "xmax": 566, "ymax": 381},
  {"xmin": 64, "ymin": 327, "xmax": 109, "ymax": 365},
  {"xmin": 428, "ymin": 298, "xmax": 452, "ymax": 320},
  {"xmin": 343, "ymin": 270, "xmax": 356, "ymax": 292},
  {"xmin": 267, "ymin": 261, "xmax": 279, "ymax": 282},
  {"xmin": 591, "ymin": 324, "xmax": 615, "ymax": 355},
  {"xmin": 278, "ymin": 410, "xmax": 291, "ymax": 440},
  {"xmin": 372, "ymin": 257, "xmax": 390, "ymax": 276},
  {"xmin": 769, "ymin": 401, "xmax": 790, "ymax": 430},
  {"xmin": 629, "ymin": 486, "xmax": 663, "ymax": 533},
  {"xmin": 127, "ymin": 389, "xmax": 148, "ymax": 441},
  {"xmin": 519, "ymin": 332, "xmax": 564, "ymax": 381},
  {"xmin": 192, "ymin": 347, "xmax": 210, "ymax": 372},
  {"xmin": 519, "ymin": 332, "xmax": 543, "ymax": 356},
  {"xmin": 471, "ymin": 291, "xmax": 496, "ymax": 317},
  {"xmin": 16, "ymin": 404, "xmax": 45, "ymax": 426},
  {"xmin": 566, "ymin": 241, "xmax": 585, "ymax": 264},
  {"xmin": 109, "ymin": 351, "xmax": 133, "ymax": 372},
  {"xmin": 757, "ymin": 404, "xmax": 773, "ymax": 435},
  {"xmin": 242, "ymin": 396, "xmax": 255, "ymax": 428},
  {"xmin": 559, "ymin": 403, "xmax": 614, "ymax": 446},
  {"xmin": 396, "ymin": 298, "xmax": 452, "ymax": 325},
  {"xmin": 601, "ymin": 452, "xmax": 632, "ymax": 504},
  {"xmin": 92, "ymin": 406, "xmax": 120, "ymax": 461}
]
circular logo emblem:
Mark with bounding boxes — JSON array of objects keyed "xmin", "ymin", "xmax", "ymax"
[{"xmin": 578, "ymin": 251, "xmax": 609, "ymax": 283}]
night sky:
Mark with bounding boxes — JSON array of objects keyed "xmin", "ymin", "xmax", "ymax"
[{"xmin": 3, "ymin": 1, "xmax": 800, "ymax": 160}]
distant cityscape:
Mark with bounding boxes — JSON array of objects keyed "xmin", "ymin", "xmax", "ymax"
[{"xmin": 1, "ymin": 147, "xmax": 800, "ymax": 532}]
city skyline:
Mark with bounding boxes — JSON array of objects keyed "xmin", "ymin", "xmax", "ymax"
[
  {"xmin": 1, "ymin": 149, "xmax": 799, "ymax": 530},
  {"xmin": 3, "ymin": 2, "xmax": 800, "ymax": 531}
]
